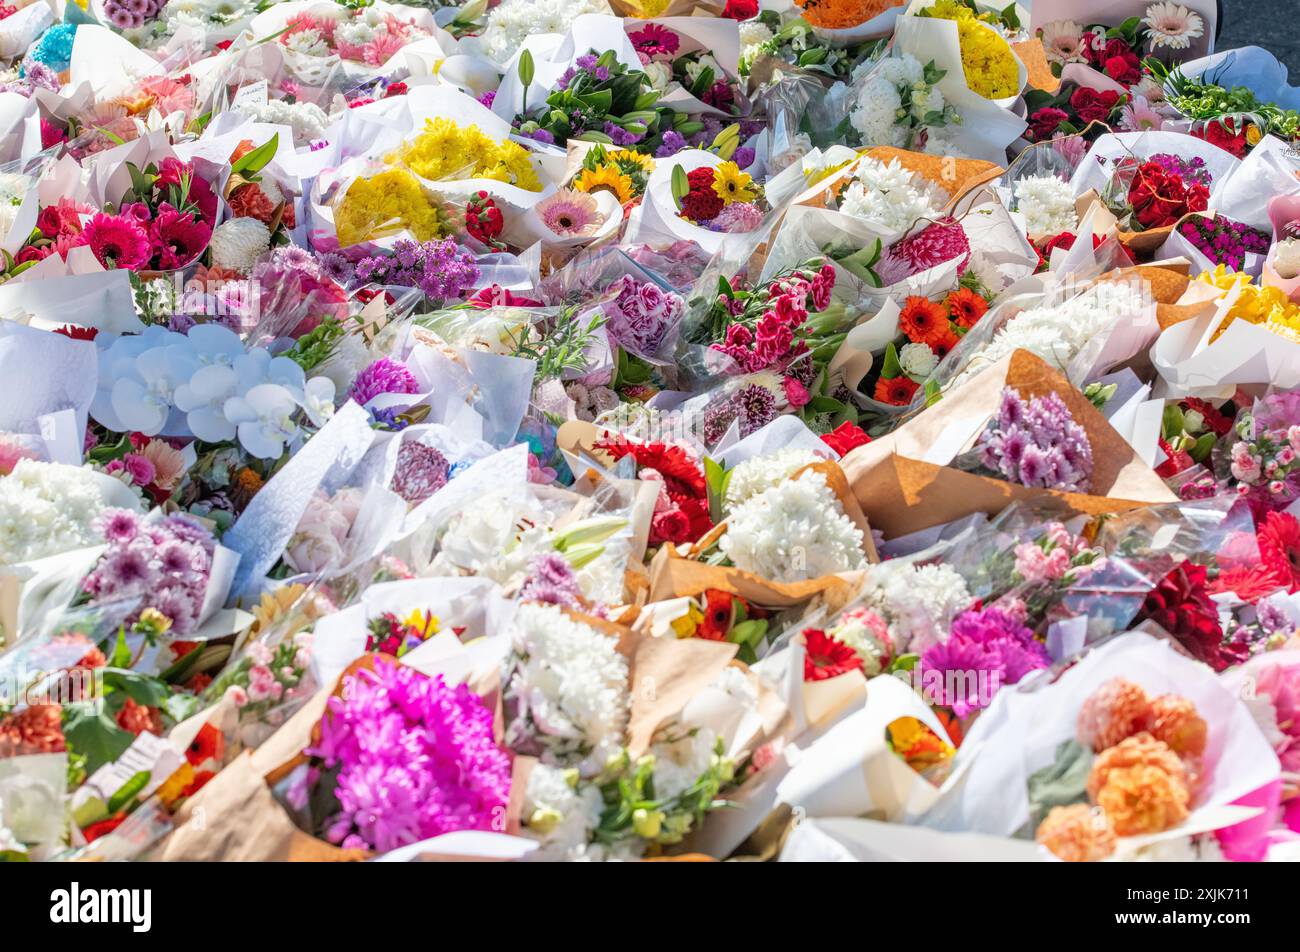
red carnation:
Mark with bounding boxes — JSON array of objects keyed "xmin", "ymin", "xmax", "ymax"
[
  {"xmin": 821, "ymin": 421, "xmax": 872, "ymax": 457},
  {"xmin": 1028, "ymin": 107, "xmax": 1069, "ymax": 141}
]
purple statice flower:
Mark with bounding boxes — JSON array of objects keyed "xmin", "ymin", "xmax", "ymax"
[
  {"xmin": 348, "ymin": 357, "xmax": 421, "ymax": 406},
  {"xmin": 654, "ymin": 130, "xmax": 688, "ymax": 158},
  {"xmin": 389, "ymin": 441, "xmax": 450, "ymax": 505},
  {"xmin": 353, "ymin": 239, "xmax": 479, "ymax": 303},
  {"xmin": 23, "ymin": 62, "xmax": 60, "ymax": 93},
  {"xmin": 518, "ymin": 553, "xmax": 584, "ymax": 610},
  {"xmin": 307, "ymin": 659, "xmax": 512, "ymax": 852},
  {"xmin": 602, "ymin": 275, "xmax": 684, "ymax": 359},
  {"xmin": 976, "ymin": 388, "xmax": 1093, "ymax": 493},
  {"xmin": 82, "ymin": 510, "xmax": 215, "ymax": 635},
  {"xmin": 920, "ymin": 606, "xmax": 1050, "ymax": 716},
  {"xmin": 603, "ymin": 121, "xmax": 643, "ymax": 147}
]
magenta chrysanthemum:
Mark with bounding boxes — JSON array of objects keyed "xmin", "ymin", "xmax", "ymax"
[
  {"xmin": 877, "ymin": 217, "xmax": 971, "ymax": 285},
  {"xmin": 347, "ymin": 357, "xmax": 421, "ymax": 405},
  {"xmin": 83, "ymin": 213, "xmax": 152, "ymax": 271},
  {"xmin": 307, "ymin": 659, "xmax": 512, "ymax": 852},
  {"xmin": 920, "ymin": 606, "xmax": 1051, "ymax": 716},
  {"xmin": 389, "ymin": 441, "xmax": 449, "ymax": 505}
]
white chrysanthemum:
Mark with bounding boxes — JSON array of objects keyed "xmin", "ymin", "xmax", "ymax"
[
  {"xmin": 1274, "ymin": 237, "xmax": 1300, "ymax": 280},
  {"xmin": 505, "ymin": 602, "xmax": 630, "ymax": 773},
  {"xmin": 0, "ymin": 460, "xmax": 107, "ymax": 565},
  {"xmin": 849, "ymin": 76, "xmax": 908, "ymax": 148},
  {"xmin": 859, "ymin": 561, "xmax": 971, "ymax": 653},
  {"xmin": 430, "ymin": 494, "xmax": 553, "ymax": 587},
  {"xmin": 1143, "ymin": 2, "xmax": 1205, "ymax": 51},
  {"xmin": 951, "ymin": 280, "xmax": 1149, "ymax": 388},
  {"xmin": 481, "ymin": 0, "xmax": 610, "ymax": 63},
  {"xmin": 283, "ymin": 28, "xmax": 331, "ymax": 58},
  {"xmin": 899, "ymin": 341, "xmax": 939, "ymax": 377},
  {"xmin": 738, "ymin": 21, "xmax": 773, "ymax": 59},
  {"xmin": 208, "ymin": 217, "xmax": 271, "ymax": 272},
  {"xmin": 1013, "ymin": 173, "xmax": 1078, "ymax": 235},
  {"xmin": 876, "ymin": 54, "xmax": 925, "ymax": 87},
  {"xmin": 235, "ymin": 98, "xmax": 329, "ymax": 144},
  {"xmin": 720, "ymin": 470, "xmax": 866, "ymax": 583},
  {"xmin": 648, "ymin": 729, "xmax": 719, "ymax": 802},
  {"xmin": 838, "ymin": 157, "xmax": 944, "ymax": 239},
  {"xmin": 334, "ymin": 19, "xmax": 377, "ymax": 46},
  {"xmin": 724, "ymin": 448, "xmax": 821, "ymax": 509},
  {"xmin": 522, "ymin": 763, "xmax": 604, "ymax": 859}
]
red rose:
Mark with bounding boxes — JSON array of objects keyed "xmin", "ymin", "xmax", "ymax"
[
  {"xmin": 15, "ymin": 245, "xmax": 50, "ymax": 264},
  {"xmin": 1099, "ymin": 38, "xmax": 1141, "ymax": 85},
  {"xmin": 1028, "ymin": 106, "xmax": 1069, "ymax": 141},
  {"xmin": 650, "ymin": 507, "xmax": 692, "ymax": 546},
  {"xmin": 1192, "ymin": 119, "xmax": 1248, "ymax": 158},
  {"xmin": 821, "ymin": 421, "xmax": 872, "ymax": 457},
  {"xmin": 383, "ymin": 81, "xmax": 408, "ymax": 98},
  {"xmin": 1069, "ymin": 87, "xmax": 1121, "ymax": 125},
  {"xmin": 722, "ymin": 0, "xmax": 759, "ymax": 19}
]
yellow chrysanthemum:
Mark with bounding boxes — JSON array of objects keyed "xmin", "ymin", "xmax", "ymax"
[
  {"xmin": 711, "ymin": 161, "xmax": 759, "ymax": 206},
  {"xmin": 573, "ymin": 163, "xmax": 635, "ymax": 204},
  {"xmin": 925, "ymin": 0, "xmax": 1020, "ymax": 100},
  {"xmin": 1197, "ymin": 265, "xmax": 1300, "ymax": 343},
  {"xmin": 335, "ymin": 168, "xmax": 443, "ymax": 246},
  {"xmin": 389, "ymin": 118, "xmax": 542, "ymax": 192}
]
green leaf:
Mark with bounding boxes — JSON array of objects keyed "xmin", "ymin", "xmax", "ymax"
[
  {"xmin": 101, "ymin": 669, "xmax": 169, "ymax": 708},
  {"xmin": 1162, "ymin": 403, "xmax": 1186, "ymax": 439},
  {"xmin": 881, "ymin": 341, "xmax": 903, "ymax": 379},
  {"xmin": 704, "ymin": 456, "xmax": 728, "ymax": 525},
  {"xmin": 230, "ymin": 134, "xmax": 279, "ymax": 178},
  {"xmin": 888, "ymin": 653, "xmax": 920, "ymax": 674},
  {"xmin": 1027, "ymin": 740, "xmax": 1093, "ymax": 829},
  {"xmin": 62, "ymin": 705, "xmax": 135, "ymax": 775},
  {"xmin": 107, "ymin": 770, "xmax": 152, "ymax": 815},
  {"xmin": 1000, "ymin": 2, "xmax": 1020, "ymax": 30},
  {"xmin": 109, "ymin": 628, "xmax": 131, "ymax": 669},
  {"xmin": 517, "ymin": 48, "xmax": 535, "ymax": 88}
]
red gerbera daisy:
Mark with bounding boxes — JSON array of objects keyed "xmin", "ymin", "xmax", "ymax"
[
  {"xmin": 874, "ymin": 374, "xmax": 920, "ymax": 406},
  {"xmin": 803, "ymin": 629, "xmax": 863, "ymax": 681},
  {"xmin": 898, "ymin": 295, "xmax": 950, "ymax": 346},
  {"xmin": 1258, "ymin": 511, "xmax": 1300, "ymax": 592},
  {"xmin": 698, "ymin": 589, "xmax": 735, "ymax": 641}
]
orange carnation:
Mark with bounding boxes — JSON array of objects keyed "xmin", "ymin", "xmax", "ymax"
[
  {"xmin": 1086, "ymin": 732, "xmax": 1189, "ymax": 803},
  {"xmin": 1094, "ymin": 764, "xmax": 1191, "ymax": 836},
  {"xmin": 1036, "ymin": 804, "xmax": 1116, "ymax": 862},
  {"xmin": 1148, "ymin": 694, "xmax": 1207, "ymax": 757},
  {"xmin": 1077, "ymin": 677, "xmax": 1153, "ymax": 752}
]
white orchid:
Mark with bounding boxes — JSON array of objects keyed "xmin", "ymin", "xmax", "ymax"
[{"xmin": 224, "ymin": 383, "xmax": 301, "ymax": 459}]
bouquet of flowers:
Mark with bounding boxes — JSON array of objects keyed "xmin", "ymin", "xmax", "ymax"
[
  {"xmin": 1101, "ymin": 154, "xmax": 1210, "ymax": 233},
  {"xmin": 1154, "ymin": 57, "xmax": 1300, "ymax": 157},
  {"xmin": 266, "ymin": 1, "xmax": 435, "ymax": 81}
]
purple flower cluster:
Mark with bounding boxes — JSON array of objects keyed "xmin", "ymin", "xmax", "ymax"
[
  {"xmin": 1148, "ymin": 153, "xmax": 1213, "ymax": 188},
  {"xmin": 518, "ymin": 553, "xmax": 584, "ymax": 610},
  {"xmin": 702, "ymin": 383, "xmax": 778, "ymax": 444},
  {"xmin": 976, "ymin": 388, "xmax": 1094, "ymax": 493},
  {"xmin": 603, "ymin": 121, "xmax": 644, "ymax": 147},
  {"xmin": 353, "ymin": 239, "xmax": 479, "ymax": 302},
  {"xmin": 389, "ymin": 441, "xmax": 450, "ymax": 505},
  {"xmin": 348, "ymin": 357, "xmax": 421, "ymax": 406},
  {"xmin": 920, "ymin": 606, "xmax": 1051, "ymax": 717},
  {"xmin": 602, "ymin": 275, "xmax": 684, "ymax": 359},
  {"xmin": 1178, "ymin": 215, "xmax": 1270, "ymax": 270},
  {"xmin": 82, "ymin": 509, "xmax": 216, "ymax": 636},
  {"xmin": 103, "ymin": 0, "xmax": 164, "ymax": 30},
  {"xmin": 556, "ymin": 54, "xmax": 611, "ymax": 91},
  {"xmin": 307, "ymin": 659, "xmax": 512, "ymax": 852}
]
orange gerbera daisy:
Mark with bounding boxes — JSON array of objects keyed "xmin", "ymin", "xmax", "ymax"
[
  {"xmin": 898, "ymin": 295, "xmax": 951, "ymax": 347},
  {"xmin": 874, "ymin": 374, "xmax": 920, "ymax": 406},
  {"xmin": 945, "ymin": 287, "xmax": 990, "ymax": 329}
]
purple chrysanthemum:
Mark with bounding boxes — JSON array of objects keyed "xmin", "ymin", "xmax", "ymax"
[
  {"xmin": 920, "ymin": 606, "xmax": 1050, "ymax": 716},
  {"xmin": 518, "ymin": 553, "xmax": 584, "ymax": 609},
  {"xmin": 348, "ymin": 357, "xmax": 421, "ymax": 406},
  {"xmin": 389, "ymin": 441, "xmax": 450, "ymax": 505}
]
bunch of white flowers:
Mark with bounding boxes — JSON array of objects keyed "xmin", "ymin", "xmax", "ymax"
[
  {"xmin": 430, "ymin": 493, "xmax": 554, "ymax": 586},
  {"xmin": 0, "ymin": 460, "xmax": 107, "ymax": 565},
  {"xmin": 1274, "ymin": 237, "xmax": 1300, "ymax": 280},
  {"xmin": 724, "ymin": 448, "xmax": 821, "ymax": 509},
  {"xmin": 720, "ymin": 470, "xmax": 867, "ymax": 583},
  {"xmin": 480, "ymin": 0, "xmax": 611, "ymax": 64},
  {"xmin": 838, "ymin": 157, "xmax": 945, "ymax": 242},
  {"xmin": 521, "ymin": 763, "xmax": 605, "ymax": 860},
  {"xmin": 209, "ymin": 218, "xmax": 271, "ymax": 272},
  {"xmin": 858, "ymin": 561, "xmax": 972, "ymax": 653},
  {"xmin": 504, "ymin": 602, "xmax": 630, "ymax": 774},
  {"xmin": 849, "ymin": 54, "xmax": 954, "ymax": 151},
  {"xmin": 1013, "ymin": 173, "xmax": 1079, "ymax": 235},
  {"xmin": 233, "ymin": 98, "xmax": 329, "ymax": 145}
]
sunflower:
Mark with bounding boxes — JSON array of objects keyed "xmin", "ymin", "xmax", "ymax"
[
  {"xmin": 574, "ymin": 163, "xmax": 636, "ymax": 204},
  {"xmin": 710, "ymin": 161, "xmax": 759, "ymax": 207},
  {"xmin": 612, "ymin": 149, "xmax": 654, "ymax": 176}
]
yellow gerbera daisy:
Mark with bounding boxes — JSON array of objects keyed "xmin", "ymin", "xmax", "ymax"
[
  {"xmin": 573, "ymin": 163, "xmax": 635, "ymax": 204},
  {"xmin": 711, "ymin": 161, "xmax": 758, "ymax": 206}
]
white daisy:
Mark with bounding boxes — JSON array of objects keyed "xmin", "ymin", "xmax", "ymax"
[
  {"xmin": 1038, "ymin": 20, "xmax": 1088, "ymax": 66},
  {"xmin": 1143, "ymin": 2, "xmax": 1205, "ymax": 50}
]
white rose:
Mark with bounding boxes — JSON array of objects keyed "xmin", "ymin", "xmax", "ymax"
[
  {"xmin": 643, "ymin": 61, "xmax": 672, "ymax": 92},
  {"xmin": 285, "ymin": 527, "xmax": 344, "ymax": 574}
]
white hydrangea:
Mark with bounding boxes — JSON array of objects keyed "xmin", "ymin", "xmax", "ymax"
[
  {"xmin": 504, "ymin": 602, "xmax": 630, "ymax": 773},
  {"xmin": 1274, "ymin": 237, "xmax": 1300, "ymax": 280},
  {"xmin": 0, "ymin": 460, "xmax": 107, "ymax": 566},
  {"xmin": 724, "ymin": 447, "xmax": 821, "ymax": 509},
  {"xmin": 858, "ymin": 561, "xmax": 971, "ymax": 653},
  {"xmin": 234, "ymin": 98, "xmax": 329, "ymax": 144},
  {"xmin": 1013, "ymin": 173, "xmax": 1079, "ymax": 235},
  {"xmin": 521, "ymin": 763, "xmax": 604, "ymax": 860},
  {"xmin": 208, "ymin": 217, "xmax": 271, "ymax": 272},
  {"xmin": 720, "ymin": 470, "xmax": 867, "ymax": 583},
  {"xmin": 838, "ymin": 157, "xmax": 944, "ymax": 241},
  {"xmin": 481, "ymin": 0, "xmax": 611, "ymax": 64},
  {"xmin": 899, "ymin": 341, "xmax": 939, "ymax": 377}
]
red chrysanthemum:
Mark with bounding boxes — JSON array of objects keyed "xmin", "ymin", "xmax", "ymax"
[
  {"xmin": 803, "ymin": 629, "xmax": 863, "ymax": 682},
  {"xmin": 874, "ymin": 374, "xmax": 920, "ymax": 406},
  {"xmin": 1137, "ymin": 563, "xmax": 1246, "ymax": 671},
  {"xmin": 595, "ymin": 437, "xmax": 707, "ymax": 501},
  {"xmin": 116, "ymin": 697, "xmax": 164, "ymax": 737},
  {"xmin": 0, "ymin": 704, "xmax": 66, "ymax": 757},
  {"xmin": 898, "ymin": 295, "xmax": 951, "ymax": 347},
  {"xmin": 53, "ymin": 324, "xmax": 99, "ymax": 341}
]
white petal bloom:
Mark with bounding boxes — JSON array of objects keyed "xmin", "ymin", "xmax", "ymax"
[
  {"xmin": 859, "ymin": 561, "xmax": 972, "ymax": 653},
  {"xmin": 899, "ymin": 341, "xmax": 939, "ymax": 377},
  {"xmin": 1274, "ymin": 237, "xmax": 1300, "ymax": 280},
  {"xmin": 521, "ymin": 763, "xmax": 603, "ymax": 859},
  {"xmin": 223, "ymin": 383, "xmax": 300, "ymax": 459},
  {"xmin": 481, "ymin": 0, "xmax": 610, "ymax": 64},
  {"xmin": 0, "ymin": 460, "xmax": 107, "ymax": 565},
  {"xmin": 174, "ymin": 364, "xmax": 240, "ymax": 443},
  {"xmin": 301, "ymin": 376, "xmax": 337, "ymax": 428},
  {"xmin": 1013, "ymin": 173, "xmax": 1078, "ymax": 235},
  {"xmin": 724, "ymin": 447, "xmax": 821, "ymax": 509},
  {"xmin": 208, "ymin": 216, "xmax": 271, "ymax": 272},
  {"xmin": 1143, "ymin": 2, "xmax": 1205, "ymax": 50},
  {"xmin": 838, "ymin": 157, "xmax": 944, "ymax": 241},
  {"xmin": 720, "ymin": 470, "xmax": 866, "ymax": 583}
]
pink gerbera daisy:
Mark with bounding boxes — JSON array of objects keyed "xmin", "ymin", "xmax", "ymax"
[
  {"xmin": 1119, "ymin": 96, "xmax": 1165, "ymax": 133},
  {"xmin": 150, "ymin": 204, "xmax": 212, "ymax": 270},
  {"xmin": 535, "ymin": 189, "xmax": 603, "ymax": 238},
  {"xmin": 82, "ymin": 213, "xmax": 151, "ymax": 271}
]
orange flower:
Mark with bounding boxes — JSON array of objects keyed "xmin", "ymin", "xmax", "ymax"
[
  {"xmin": 1148, "ymin": 694, "xmax": 1207, "ymax": 757},
  {"xmin": 1036, "ymin": 804, "xmax": 1116, "ymax": 862},
  {"xmin": 1095, "ymin": 763, "xmax": 1191, "ymax": 835},
  {"xmin": 116, "ymin": 698, "xmax": 164, "ymax": 737},
  {"xmin": 185, "ymin": 723, "xmax": 225, "ymax": 767},
  {"xmin": 795, "ymin": 0, "xmax": 901, "ymax": 30},
  {"xmin": 945, "ymin": 287, "xmax": 989, "ymax": 329},
  {"xmin": 874, "ymin": 374, "xmax": 920, "ymax": 406},
  {"xmin": 1077, "ymin": 677, "xmax": 1153, "ymax": 752},
  {"xmin": 898, "ymin": 295, "xmax": 951, "ymax": 347},
  {"xmin": 1086, "ymin": 732, "xmax": 1188, "ymax": 803},
  {"xmin": 698, "ymin": 589, "xmax": 735, "ymax": 641},
  {"xmin": 0, "ymin": 705, "xmax": 66, "ymax": 756}
]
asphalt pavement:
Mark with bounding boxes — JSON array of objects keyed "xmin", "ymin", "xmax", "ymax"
[{"xmin": 1218, "ymin": 0, "xmax": 1300, "ymax": 73}]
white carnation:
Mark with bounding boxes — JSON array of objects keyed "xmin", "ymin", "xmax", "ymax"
[
  {"xmin": 838, "ymin": 157, "xmax": 944, "ymax": 240},
  {"xmin": 430, "ymin": 494, "xmax": 552, "ymax": 588},
  {"xmin": 504, "ymin": 602, "xmax": 630, "ymax": 773},
  {"xmin": 859, "ymin": 561, "xmax": 971, "ymax": 653},
  {"xmin": 1013, "ymin": 173, "xmax": 1078, "ymax": 235},
  {"xmin": 899, "ymin": 341, "xmax": 939, "ymax": 377},
  {"xmin": 724, "ymin": 448, "xmax": 821, "ymax": 509},
  {"xmin": 208, "ymin": 217, "xmax": 271, "ymax": 272},
  {"xmin": 1274, "ymin": 237, "xmax": 1300, "ymax": 280},
  {"xmin": 0, "ymin": 461, "xmax": 107, "ymax": 565},
  {"xmin": 720, "ymin": 470, "xmax": 866, "ymax": 583}
]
